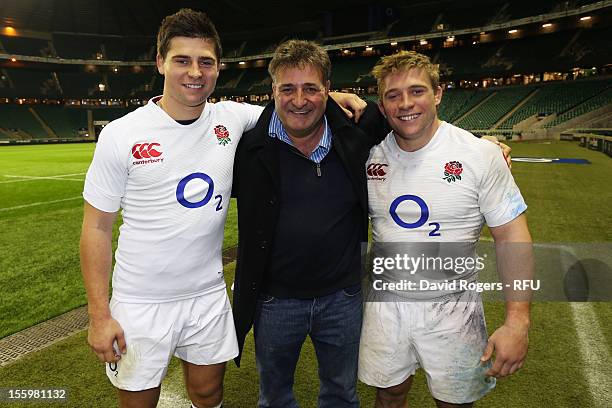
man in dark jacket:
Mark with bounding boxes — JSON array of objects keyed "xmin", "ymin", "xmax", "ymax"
[{"xmin": 231, "ymin": 40, "xmax": 387, "ymax": 407}]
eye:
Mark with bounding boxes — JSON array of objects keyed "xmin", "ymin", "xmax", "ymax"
[
  {"xmin": 279, "ymin": 87, "xmax": 294, "ymax": 95},
  {"xmin": 200, "ymin": 59, "xmax": 215, "ymax": 67},
  {"xmin": 175, "ymin": 59, "xmax": 189, "ymax": 65},
  {"xmin": 412, "ymin": 88, "xmax": 425, "ymax": 95},
  {"xmin": 304, "ymin": 87, "xmax": 319, "ymax": 95},
  {"xmin": 386, "ymin": 92, "xmax": 399, "ymax": 100}
]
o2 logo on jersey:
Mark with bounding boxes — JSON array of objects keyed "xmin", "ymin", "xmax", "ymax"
[
  {"xmin": 389, "ymin": 195, "xmax": 441, "ymax": 237},
  {"xmin": 176, "ymin": 172, "xmax": 223, "ymax": 211}
]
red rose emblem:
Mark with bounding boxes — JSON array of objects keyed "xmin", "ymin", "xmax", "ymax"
[
  {"xmin": 214, "ymin": 125, "xmax": 231, "ymax": 145},
  {"xmin": 444, "ymin": 161, "xmax": 463, "ymax": 176},
  {"xmin": 443, "ymin": 161, "xmax": 463, "ymax": 183}
]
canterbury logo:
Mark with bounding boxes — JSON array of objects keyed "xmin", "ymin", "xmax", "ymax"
[
  {"xmin": 132, "ymin": 143, "xmax": 162, "ymax": 159},
  {"xmin": 367, "ymin": 163, "xmax": 388, "ymax": 177}
]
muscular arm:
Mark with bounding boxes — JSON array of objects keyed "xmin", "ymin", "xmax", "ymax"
[
  {"xmin": 481, "ymin": 214, "xmax": 533, "ymax": 377},
  {"xmin": 80, "ymin": 201, "xmax": 126, "ymax": 362}
]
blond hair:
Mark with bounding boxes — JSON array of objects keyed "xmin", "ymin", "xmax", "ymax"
[{"xmin": 372, "ymin": 51, "xmax": 439, "ymax": 97}]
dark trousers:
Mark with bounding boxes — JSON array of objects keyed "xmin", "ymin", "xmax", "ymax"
[{"xmin": 254, "ymin": 286, "xmax": 363, "ymax": 408}]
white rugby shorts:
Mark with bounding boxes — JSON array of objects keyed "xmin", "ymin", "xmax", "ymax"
[
  {"xmin": 358, "ymin": 290, "xmax": 496, "ymax": 404},
  {"xmin": 105, "ymin": 288, "xmax": 238, "ymax": 391}
]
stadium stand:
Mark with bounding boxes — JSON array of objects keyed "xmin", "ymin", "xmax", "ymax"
[
  {"xmin": 567, "ymin": 26, "xmax": 612, "ymax": 69},
  {"xmin": 456, "ymin": 86, "xmax": 533, "ymax": 130},
  {"xmin": 436, "ymin": 42, "xmax": 502, "ymax": 78},
  {"xmin": 122, "ymin": 37, "xmax": 156, "ymax": 61},
  {"xmin": 331, "ymin": 57, "xmax": 378, "ymax": 88},
  {"xmin": 323, "ymin": 33, "xmax": 374, "ymax": 46},
  {"xmin": 499, "ymin": 30, "xmax": 580, "ymax": 74},
  {"xmin": 387, "ymin": 11, "xmax": 440, "ymax": 37},
  {"xmin": 0, "ymin": 0, "xmax": 608, "ymax": 143},
  {"xmin": 0, "ymin": 105, "xmax": 49, "ymax": 139},
  {"xmin": 236, "ymin": 68, "xmax": 270, "ymax": 94},
  {"xmin": 107, "ymin": 73, "xmax": 155, "ymax": 98},
  {"xmin": 0, "ymin": 36, "xmax": 54, "ymax": 57},
  {"xmin": 502, "ymin": 1, "xmax": 555, "ymax": 21},
  {"xmin": 0, "ymin": 69, "xmax": 61, "ymax": 98},
  {"xmin": 223, "ymin": 40, "xmax": 246, "ymax": 58},
  {"xmin": 90, "ymin": 107, "xmax": 133, "ymax": 122},
  {"xmin": 53, "ymin": 33, "xmax": 103, "ymax": 60},
  {"xmin": 499, "ymin": 78, "xmax": 611, "ymax": 129},
  {"xmin": 439, "ymin": 8, "xmax": 491, "ymax": 30},
  {"xmin": 32, "ymin": 105, "xmax": 89, "ymax": 138},
  {"xmin": 546, "ymin": 87, "xmax": 612, "ymax": 128},
  {"xmin": 56, "ymin": 72, "xmax": 104, "ymax": 98},
  {"xmin": 216, "ymin": 69, "xmax": 245, "ymax": 95},
  {"xmin": 242, "ymin": 39, "xmax": 283, "ymax": 57},
  {"xmin": 438, "ymin": 88, "xmax": 489, "ymax": 123}
]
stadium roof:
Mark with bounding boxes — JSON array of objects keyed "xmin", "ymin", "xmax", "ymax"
[
  {"xmin": 1, "ymin": 0, "xmax": 604, "ymax": 37},
  {"xmin": 0, "ymin": 0, "xmax": 390, "ymax": 36}
]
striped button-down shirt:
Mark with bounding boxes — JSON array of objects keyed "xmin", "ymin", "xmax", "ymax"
[{"xmin": 268, "ymin": 111, "xmax": 332, "ymax": 163}]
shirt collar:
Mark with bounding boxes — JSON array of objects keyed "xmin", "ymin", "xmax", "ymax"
[{"xmin": 268, "ymin": 110, "xmax": 332, "ymax": 154}]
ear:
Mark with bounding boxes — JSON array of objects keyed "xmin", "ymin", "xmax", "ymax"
[
  {"xmin": 434, "ymin": 85, "xmax": 443, "ymax": 107},
  {"xmin": 156, "ymin": 53, "xmax": 165, "ymax": 75},
  {"xmin": 325, "ymin": 80, "xmax": 331, "ymax": 93},
  {"xmin": 378, "ymin": 100, "xmax": 387, "ymax": 118}
]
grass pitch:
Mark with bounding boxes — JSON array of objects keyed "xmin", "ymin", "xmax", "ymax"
[{"xmin": 0, "ymin": 140, "xmax": 611, "ymax": 407}]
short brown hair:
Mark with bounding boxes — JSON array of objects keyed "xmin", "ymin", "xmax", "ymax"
[
  {"xmin": 372, "ymin": 51, "xmax": 440, "ymax": 97},
  {"xmin": 268, "ymin": 40, "xmax": 331, "ymax": 84},
  {"xmin": 156, "ymin": 8, "xmax": 222, "ymax": 61}
]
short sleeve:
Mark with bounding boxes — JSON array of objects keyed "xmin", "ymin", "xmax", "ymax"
[
  {"xmin": 82, "ymin": 127, "xmax": 127, "ymax": 213},
  {"xmin": 239, "ymin": 103, "xmax": 264, "ymax": 132},
  {"xmin": 478, "ymin": 145, "xmax": 527, "ymax": 227}
]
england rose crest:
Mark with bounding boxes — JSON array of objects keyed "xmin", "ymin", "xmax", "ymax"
[
  {"xmin": 443, "ymin": 161, "xmax": 463, "ymax": 183},
  {"xmin": 214, "ymin": 125, "xmax": 231, "ymax": 145}
]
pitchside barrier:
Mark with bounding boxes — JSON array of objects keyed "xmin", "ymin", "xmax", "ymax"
[{"xmin": 562, "ymin": 128, "xmax": 612, "ymax": 157}]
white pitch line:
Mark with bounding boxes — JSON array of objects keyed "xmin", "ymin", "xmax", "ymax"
[
  {"xmin": 4, "ymin": 172, "xmax": 85, "ymax": 178},
  {"xmin": 569, "ymin": 302, "xmax": 612, "ymax": 407},
  {"xmin": 0, "ymin": 177, "xmax": 84, "ymax": 183},
  {"xmin": 1, "ymin": 173, "xmax": 86, "ymax": 183},
  {"xmin": 0, "ymin": 196, "xmax": 82, "ymax": 212},
  {"xmin": 559, "ymin": 244, "xmax": 612, "ymax": 407}
]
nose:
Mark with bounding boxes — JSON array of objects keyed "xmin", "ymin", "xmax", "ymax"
[
  {"xmin": 290, "ymin": 88, "xmax": 307, "ymax": 108},
  {"xmin": 399, "ymin": 92, "xmax": 413, "ymax": 109},
  {"xmin": 188, "ymin": 61, "xmax": 202, "ymax": 78}
]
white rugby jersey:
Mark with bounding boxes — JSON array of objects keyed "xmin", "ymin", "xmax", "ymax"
[
  {"xmin": 83, "ymin": 97, "xmax": 262, "ymax": 302},
  {"xmin": 367, "ymin": 122, "xmax": 527, "ymax": 297}
]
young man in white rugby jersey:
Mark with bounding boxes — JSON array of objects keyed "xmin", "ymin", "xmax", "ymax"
[
  {"xmin": 359, "ymin": 51, "xmax": 533, "ymax": 407},
  {"xmin": 80, "ymin": 9, "xmax": 263, "ymax": 408}
]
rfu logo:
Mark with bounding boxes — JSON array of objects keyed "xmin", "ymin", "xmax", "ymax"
[
  {"xmin": 367, "ymin": 163, "xmax": 388, "ymax": 180},
  {"xmin": 131, "ymin": 142, "xmax": 164, "ymax": 165}
]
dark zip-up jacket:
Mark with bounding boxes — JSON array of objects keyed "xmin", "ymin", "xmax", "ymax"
[{"xmin": 231, "ymin": 98, "xmax": 387, "ymax": 365}]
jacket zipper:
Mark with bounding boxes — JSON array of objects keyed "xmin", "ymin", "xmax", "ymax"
[{"xmin": 289, "ymin": 147, "xmax": 322, "ymax": 177}]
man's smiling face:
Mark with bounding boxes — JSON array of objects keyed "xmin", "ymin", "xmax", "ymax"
[
  {"xmin": 156, "ymin": 36, "xmax": 219, "ymax": 117},
  {"xmin": 272, "ymin": 64, "xmax": 329, "ymax": 140},
  {"xmin": 379, "ymin": 67, "xmax": 442, "ymax": 151}
]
